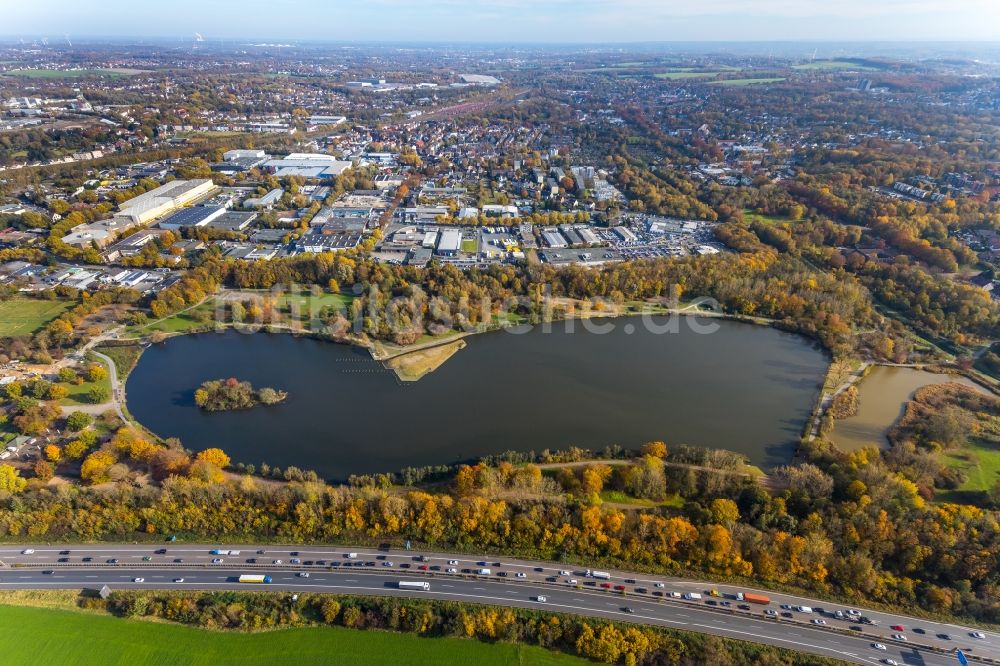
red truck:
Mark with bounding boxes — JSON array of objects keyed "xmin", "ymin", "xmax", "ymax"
[{"xmin": 739, "ymin": 592, "xmax": 771, "ymax": 605}]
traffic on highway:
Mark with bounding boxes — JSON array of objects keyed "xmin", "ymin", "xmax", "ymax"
[{"xmin": 1, "ymin": 543, "xmax": 996, "ymax": 666}]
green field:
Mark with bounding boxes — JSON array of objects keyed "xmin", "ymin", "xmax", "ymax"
[
  {"xmin": 792, "ymin": 60, "xmax": 879, "ymax": 71},
  {"xmin": 709, "ymin": 78, "xmax": 786, "ymax": 87},
  {"xmin": 127, "ymin": 299, "xmax": 221, "ymax": 337},
  {"xmin": 0, "ymin": 605, "xmax": 583, "ymax": 666},
  {"xmin": 0, "ymin": 299, "xmax": 73, "ymax": 336},
  {"xmin": 461, "ymin": 239, "xmax": 478, "ymax": 253},
  {"xmin": 654, "ymin": 70, "xmax": 721, "ymax": 81}
]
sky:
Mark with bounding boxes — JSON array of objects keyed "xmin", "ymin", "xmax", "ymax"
[{"xmin": 3, "ymin": 0, "xmax": 1000, "ymax": 43}]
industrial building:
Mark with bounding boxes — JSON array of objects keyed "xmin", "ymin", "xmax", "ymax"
[
  {"xmin": 436, "ymin": 229, "xmax": 463, "ymax": 256},
  {"xmin": 157, "ymin": 206, "xmax": 228, "ymax": 230},
  {"xmin": 116, "ymin": 179, "xmax": 217, "ymax": 226},
  {"xmin": 262, "ymin": 153, "xmax": 353, "ymax": 179},
  {"xmin": 243, "ymin": 188, "xmax": 284, "ymax": 209}
]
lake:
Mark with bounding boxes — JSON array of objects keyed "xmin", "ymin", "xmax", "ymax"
[
  {"xmin": 830, "ymin": 366, "xmax": 988, "ymax": 452},
  {"xmin": 125, "ymin": 318, "xmax": 828, "ymax": 480}
]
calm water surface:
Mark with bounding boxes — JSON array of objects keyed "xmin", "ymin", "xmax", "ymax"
[
  {"xmin": 830, "ymin": 366, "xmax": 987, "ymax": 451},
  {"xmin": 126, "ymin": 319, "xmax": 827, "ymax": 479}
]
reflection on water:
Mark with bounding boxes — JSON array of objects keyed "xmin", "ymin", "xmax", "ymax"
[
  {"xmin": 126, "ymin": 319, "xmax": 828, "ymax": 480},
  {"xmin": 830, "ymin": 366, "xmax": 987, "ymax": 452}
]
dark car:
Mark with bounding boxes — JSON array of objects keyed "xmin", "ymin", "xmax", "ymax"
[
  {"xmin": 107, "ymin": 559, "xmax": 119, "ymax": 564},
  {"xmin": 912, "ymin": 628, "xmax": 926, "ymax": 635},
  {"xmin": 937, "ymin": 634, "xmax": 952, "ymax": 640},
  {"xmin": 738, "ymin": 604, "xmax": 751, "ymax": 611},
  {"xmin": 257, "ymin": 549, "xmax": 266, "ymax": 555},
  {"xmin": 624, "ymin": 579, "xmax": 636, "ymax": 584},
  {"xmin": 781, "ymin": 612, "xmax": 793, "ymax": 618},
  {"xmin": 57, "ymin": 557, "xmax": 69, "ymax": 563},
  {"xmin": 622, "ymin": 607, "xmax": 634, "ymax": 613},
  {"xmin": 82, "ymin": 557, "xmax": 93, "ymax": 562},
  {"xmin": 59, "ymin": 550, "xmax": 70, "ymax": 555},
  {"xmin": 173, "ymin": 558, "xmax": 184, "ymax": 563},
  {"xmin": 635, "ymin": 588, "xmax": 647, "ymax": 594},
  {"xmin": 290, "ymin": 552, "xmax": 299, "ymax": 556},
  {"xmin": 42, "ymin": 570, "xmax": 54, "ymax": 575},
  {"xmin": 497, "ymin": 571, "xmax": 508, "ymax": 577},
  {"xmin": 246, "ymin": 558, "xmax": 257, "ymax": 564}
]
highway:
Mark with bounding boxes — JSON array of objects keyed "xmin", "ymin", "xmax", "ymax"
[{"xmin": 1, "ymin": 544, "xmax": 996, "ymax": 666}]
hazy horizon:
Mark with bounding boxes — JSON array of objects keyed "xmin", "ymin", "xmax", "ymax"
[{"xmin": 3, "ymin": 0, "xmax": 1000, "ymax": 44}]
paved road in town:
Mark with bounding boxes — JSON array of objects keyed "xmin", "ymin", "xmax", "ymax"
[{"xmin": 0, "ymin": 543, "xmax": 995, "ymax": 666}]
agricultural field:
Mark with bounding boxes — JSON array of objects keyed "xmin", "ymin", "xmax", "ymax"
[
  {"xmin": 792, "ymin": 60, "xmax": 879, "ymax": 71},
  {"xmin": 654, "ymin": 71, "xmax": 721, "ymax": 80},
  {"xmin": 709, "ymin": 78, "xmax": 786, "ymax": 87},
  {"xmin": 0, "ymin": 298, "xmax": 73, "ymax": 337},
  {"xmin": 0, "ymin": 605, "xmax": 583, "ymax": 666}
]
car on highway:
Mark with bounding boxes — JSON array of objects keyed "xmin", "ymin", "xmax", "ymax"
[
  {"xmin": 446, "ymin": 567, "xmax": 457, "ymax": 573},
  {"xmin": 173, "ymin": 578, "xmax": 184, "ymax": 583},
  {"xmin": 811, "ymin": 619, "xmax": 826, "ymax": 625},
  {"xmin": 173, "ymin": 558, "xmax": 184, "ymax": 564},
  {"xmin": 133, "ymin": 577, "xmax": 144, "ymax": 583},
  {"xmin": 871, "ymin": 643, "xmax": 886, "ymax": 650},
  {"xmin": 890, "ymin": 624, "xmax": 904, "ymax": 631},
  {"xmin": 448, "ymin": 560, "xmax": 458, "ymax": 565},
  {"xmin": 559, "ymin": 570, "xmax": 571, "ymax": 576},
  {"xmin": 42, "ymin": 570, "xmax": 53, "ymax": 575},
  {"xmin": 881, "ymin": 660, "xmax": 898, "ymax": 666},
  {"xmin": 107, "ymin": 559, "xmax": 119, "ymax": 564},
  {"xmin": 890, "ymin": 634, "xmax": 906, "ymax": 641},
  {"xmin": 622, "ymin": 607, "xmax": 634, "ymax": 614},
  {"xmin": 142, "ymin": 556, "xmax": 152, "ymax": 561},
  {"xmin": 738, "ymin": 604, "xmax": 751, "ymax": 610},
  {"xmin": 654, "ymin": 583, "xmax": 665, "ymax": 588},
  {"xmin": 971, "ymin": 631, "xmax": 986, "ymax": 639},
  {"xmin": 614, "ymin": 585, "xmax": 626, "ymax": 591},
  {"xmin": 937, "ymin": 633, "xmax": 951, "ymax": 640},
  {"xmin": 272, "ymin": 560, "xmax": 282, "ymax": 565},
  {"xmin": 535, "ymin": 596, "xmax": 547, "ymax": 603},
  {"xmin": 566, "ymin": 579, "xmax": 578, "ymax": 585},
  {"xmin": 382, "ymin": 561, "xmax": 393, "ymax": 567},
  {"xmin": 516, "ymin": 572, "xmax": 527, "ymax": 578},
  {"xmin": 211, "ymin": 558, "xmax": 223, "ymax": 564},
  {"xmin": 600, "ymin": 583, "xmax": 611, "ymax": 589},
  {"xmin": 763, "ymin": 609, "xmax": 777, "ymax": 616},
  {"xmin": 82, "ymin": 557, "xmax": 92, "ymax": 562},
  {"xmin": 418, "ymin": 565, "xmax": 428, "ymax": 571},
  {"xmin": 21, "ymin": 549, "xmax": 34, "ymax": 555},
  {"xmin": 668, "ymin": 592, "xmax": 681, "ymax": 598},
  {"xmin": 297, "ymin": 572, "xmax": 309, "ymax": 578},
  {"xmin": 290, "ymin": 558, "xmax": 301, "ymax": 565}
]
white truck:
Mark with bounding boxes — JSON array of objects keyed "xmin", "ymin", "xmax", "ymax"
[
  {"xmin": 477, "ymin": 568, "xmax": 492, "ymax": 576},
  {"xmin": 210, "ymin": 549, "xmax": 241, "ymax": 556},
  {"xmin": 398, "ymin": 581, "xmax": 430, "ymax": 591},
  {"xmin": 346, "ymin": 552, "xmax": 359, "ymax": 559},
  {"xmin": 590, "ymin": 571, "xmax": 611, "ymax": 580},
  {"xmin": 683, "ymin": 592, "xmax": 702, "ymax": 601}
]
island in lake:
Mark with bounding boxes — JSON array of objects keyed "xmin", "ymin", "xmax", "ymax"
[{"xmin": 194, "ymin": 377, "xmax": 288, "ymax": 412}]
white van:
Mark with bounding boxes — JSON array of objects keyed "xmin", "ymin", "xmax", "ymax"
[
  {"xmin": 795, "ymin": 606, "xmax": 813, "ymax": 613},
  {"xmin": 683, "ymin": 593, "xmax": 702, "ymax": 600},
  {"xmin": 477, "ymin": 568, "xmax": 491, "ymax": 575},
  {"xmin": 346, "ymin": 553, "xmax": 359, "ymax": 559}
]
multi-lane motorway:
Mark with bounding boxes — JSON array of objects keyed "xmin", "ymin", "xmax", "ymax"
[{"xmin": 1, "ymin": 543, "xmax": 996, "ymax": 666}]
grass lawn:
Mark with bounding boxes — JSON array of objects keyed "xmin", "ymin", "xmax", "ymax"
[
  {"xmin": 95, "ymin": 344, "xmax": 143, "ymax": 382},
  {"xmin": 127, "ymin": 299, "xmax": 221, "ymax": 337},
  {"xmin": 600, "ymin": 490, "xmax": 685, "ymax": 509},
  {"xmin": 0, "ymin": 605, "xmax": 583, "ymax": 666},
  {"xmin": 461, "ymin": 239, "xmax": 478, "ymax": 254},
  {"xmin": 59, "ymin": 354, "xmax": 113, "ymax": 407},
  {"xmin": 274, "ymin": 290, "xmax": 354, "ymax": 320},
  {"xmin": 709, "ymin": 78, "xmax": 786, "ymax": 87},
  {"xmin": 0, "ymin": 298, "xmax": 73, "ymax": 336},
  {"xmin": 741, "ymin": 208, "xmax": 802, "ymax": 225},
  {"xmin": 940, "ymin": 438, "xmax": 1000, "ymax": 494}
]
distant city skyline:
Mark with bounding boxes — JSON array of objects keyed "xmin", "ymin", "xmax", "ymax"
[{"xmin": 3, "ymin": 0, "xmax": 1000, "ymax": 43}]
